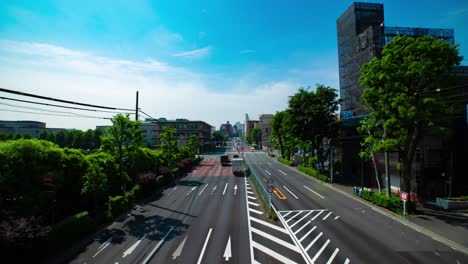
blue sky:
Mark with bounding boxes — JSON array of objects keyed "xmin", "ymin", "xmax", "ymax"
[{"xmin": 0, "ymin": 0, "xmax": 467, "ymax": 129}]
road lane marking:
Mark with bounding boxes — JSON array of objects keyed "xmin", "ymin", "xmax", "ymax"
[
  {"xmin": 267, "ymin": 161, "xmax": 272, "ymax": 165},
  {"xmin": 312, "ymin": 239, "xmax": 330, "ymax": 262},
  {"xmin": 304, "ymin": 232, "xmax": 322, "ymax": 252},
  {"xmin": 322, "ymin": 212, "xmax": 333, "ymax": 220},
  {"xmin": 168, "ymin": 187, "xmax": 178, "ymax": 195},
  {"xmin": 223, "ymin": 236, "xmax": 232, "ymax": 261},
  {"xmin": 245, "ymin": 178, "xmax": 255, "ymax": 264},
  {"xmin": 210, "ymin": 185, "xmax": 217, "ymax": 195},
  {"xmin": 171, "ymin": 236, "xmax": 187, "ymax": 259},
  {"xmin": 186, "ymin": 187, "xmax": 196, "ymax": 196},
  {"xmin": 290, "ymin": 211, "xmax": 313, "ymax": 229},
  {"xmin": 123, "ymin": 234, "xmax": 146, "ymax": 257},
  {"xmin": 247, "ymin": 191, "xmax": 254, "ymax": 195},
  {"xmin": 197, "ymin": 228, "xmax": 213, "ymax": 264},
  {"xmin": 142, "ymin": 227, "xmax": 174, "ymax": 264},
  {"xmin": 299, "ymin": 226, "xmax": 317, "ymax": 242},
  {"xmin": 92, "ymin": 236, "xmax": 112, "ymax": 257},
  {"xmin": 304, "ymin": 185, "xmax": 325, "ymax": 199},
  {"xmin": 252, "ymin": 241, "xmax": 298, "ymax": 264},
  {"xmin": 273, "ymin": 188, "xmax": 287, "ymax": 200},
  {"xmin": 250, "ymin": 216, "xmax": 289, "ymax": 234},
  {"xmin": 326, "ymin": 248, "xmax": 339, "ymax": 264},
  {"xmin": 283, "ymin": 185, "xmax": 299, "ymax": 199},
  {"xmin": 345, "ymin": 258, "xmax": 350, "ymax": 264},
  {"xmin": 251, "ymin": 227, "xmax": 300, "ymax": 253},
  {"xmin": 234, "ymin": 185, "xmax": 238, "ymax": 195},
  {"xmin": 334, "ymin": 216, "xmax": 340, "ymax": 220},
  {"xmin": 198, "ymin": 184, "xmax": 208, "ymax": 195},
  {"xmin": 282, "ymin": 211, "xmax": 293, "ymax": 218},
  {"xmin": 249, "ymin": 208, "xmax": 264, "ymax": 215},
  {"xmin": 279, "ymin": 169, "xmax": 287, "ymax": 175},
  {"xmin": 223, "ymin": 183, "xmax": 228, "ymax": 195},
  {"xmin": 311, "ymin": 210, "xmax": 324, "ymax": 220},
  {"xmin": 295, "ymin": 220, "xmax": 313, "ymax": 235},
  {"xmin": 248, "ymin": 195, "xmax": 257, "ymax": 200},
  {"xmin": 286, "ymin": 211, "xmax": 302, "ymax": 223},
  {"xmin": 265, "ymin": 169, "xmax": 272, "ymax": 175},
  {"xmin": 248, "ymin": 201, "xmax": 260, "ymax": 207}
]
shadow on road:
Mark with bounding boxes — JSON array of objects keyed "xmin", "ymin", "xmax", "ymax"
[
  {"xmin": 124, "ymin": 214, "xmax": 189, "ymax": 242},
  {"xmin": 177, "ymin": 180, "xmax": 204, "ymax": 187}
]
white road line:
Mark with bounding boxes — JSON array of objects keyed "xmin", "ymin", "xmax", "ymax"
[
  {"xmin": 304, "ymin": 185, "xmax": 325, "ymax": 198},
  {"xmin": 279, "ymin": 169, "xmax": 287, "ymax": 175},
  {"xmin": 247, "ymin": 191, "xmax": 254, "ymax": 195},
  {"xmin": 265, "ymin": 169, "xmax": 272, "ymax": 175},
  {"xmin": 249, "ymin": 208, "xmax": 264, "ymax": 215},
  {"xmin": 323, "ymin": 212, "xmax": 333, "ymax": 220},
  {"xmin": 245, "ymin": 178, "xmax": 255, "ymax": 264},
  {"xmin": 326, "ymin": 248, "xmax": 340, "ymax": 264},
  {"xmin": 305, "ymin": 232, "xmax": 322, "ymax": 252},
  {"xmin": 198, "ymin": 184, "xmax": 208, "ymax": 195},
  {"xmin": 171, "ymin": 236, "xmax": 187, "ymax": 259},
  {"xmin": 196, "ymin": 228, "xmax": 213, "ymax": 264},
  {"xmin": 92, "ymin": 236, "xmax": 112, "ymax": 257},
  {"xmin": 295, "ymin": 220, "xmax": 313, "ymax": 235},
  {"xmin": 344, "ymin": 258, "xmax": 350, "ymax": 264},
  {"xmin": 267, "ymin": 161, "xmax": 272, "ymax": 165},
  {"xmin": 186, "ymin": 186, "xmax": 196, "ymax": 196},
  {"xmin": 286, "ymin": 211, "xmax": 302, "ymax": 223},
  {"xmin": 248, "ymin": 201, "xmax": 260, "ymax": 207},
  {"xmin": 248, "ymin": 195, "xmax": 257, "ymax": 200},
  {"xmin": 252, "ymin": 241, "xmax": 298, "ymax": 264},
  {"xmin": 283, "ymin": 185, "xmax": 299, "ymax": 199},
  {"xmin": 299, "ymin": 226, "xmax": 317, "ymax": 242},
  {"xmin": 290, "ymin": 211, "xmax": 313, "ymax": 229},
  {"xmin": 334, "ymin": 216, "xmax": 340, "ymax": 220},
  {"xmin": 223, "ymin": 183, "xmax": 229, "ymax": 195},
  {"xmin": 223, "ymin": 236, "xmax": 232, "ymax": 261},
  {"xmin": 312, "ymin": 239, "xmax": 330, "ymax": 263},
  {"xmin": 142, "ymin": 227, "xmax": 174, "ymax": 264},
  {"xmin": 251, "ymin": 227, "xmax": 300, "ymax": 253},
  {"xmin": 123, "ymin": 234, "xmax": 146, "ymax": 257},
  {"xmin": 311, "ymin": 210, "xmax": 325, "ymax": 221},
  {"xmin": 282, "ymin": 211, "xmax": 293, "ymax": 218},
  {"xmin": 250, "ymin": 216, "xmax": 289, "ymax": 234}
]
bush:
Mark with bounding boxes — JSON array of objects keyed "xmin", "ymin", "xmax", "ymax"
[
  {"xmin": 278, "ymin": 157, "xmax": 293, "ymax": 166},
  {"xmin": 109, "ymin": 196, "xmax": 128, "ymax": 217},
  {"xmin": 125, "ymin": 185, "xmax": 141, "ymax": 205},
  {"xmin": 360, "ymin": 190, "xmax": 416, "ymax": 214},
  {"xmin": 298, "ymin": 165, "xmax": 329, "ymax": 182},
  {"xmin": 156, "ymin": 175, "xmax": 165, "ymax": 187},
  {"xmin": 48, "ymin": 211, "xmax": 96, "ymax": 253}
]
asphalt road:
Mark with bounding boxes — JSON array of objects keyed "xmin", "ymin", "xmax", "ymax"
[
  {"xmin": 244, "ymin": 152, "xmax": 468, "ymax": 264},
  {"xmin": 69, "ymin": 156, "xmax": 250, "ymax": 264}
]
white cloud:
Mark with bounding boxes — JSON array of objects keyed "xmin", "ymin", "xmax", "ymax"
[
  {"xmin": 173, "ymin": 46, "xmax": 211, "ymax": 59},
  {"xmin": 0, "ymin": 40, "xmax": 295, "ymax": 130},
  {"xmin": 239, "ymin": 49, "xmax": 256, "ymax": 54}
]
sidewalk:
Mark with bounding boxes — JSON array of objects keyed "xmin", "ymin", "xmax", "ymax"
[{"xmin": 331, "ymin": 182, "xmax": 468, "ymax": 249}]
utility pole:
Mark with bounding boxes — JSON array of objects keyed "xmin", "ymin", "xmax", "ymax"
[{"xmin": 135, "ymin": 91, "xmax": 139, "ymax": 121}]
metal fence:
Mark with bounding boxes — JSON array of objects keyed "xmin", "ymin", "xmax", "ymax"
[{"xmin": 244, "ymin": 160, "xmax": 271, "ymax": 207}]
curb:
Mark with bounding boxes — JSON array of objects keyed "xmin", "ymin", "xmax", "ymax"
[{"xmin": 267, "ymin": 155, "xmax": 468, "ymax": 255}]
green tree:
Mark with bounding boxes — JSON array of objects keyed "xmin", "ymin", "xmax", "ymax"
[
  {"xmin": 159, "ymin": 126, "xmax": 179, "ymax": 170},
  {"xmin": 102, "ymin": 114, "xmax": 143, "ymax": 192},
  {"xmin": 82, "ymin": 161, "xmax": 107, "ymax": 216},
  {"xmin": 186, "ymin": 134, "xmax": 200, "ymax": 156},
  {"xmin": 359, "ymin": 35, "xmax": 462, "ymax": 194},
  {"xmin": 251, "ymin": 128, "xmax": 262, "ymax": 148},
  {"xmin": 38, "ymin": 130, "xmax": 49, "ymax": 141},
  {"xmin": 271, "ymin": 111, "xmax": 289, "ymax": 158},
  {"xmin": 212, "ymin": 131, "xmax": 224, "ymax": 147},
  {"xmin": 55, "ymin": 131, "xmax": 66, "ymax": 147}
]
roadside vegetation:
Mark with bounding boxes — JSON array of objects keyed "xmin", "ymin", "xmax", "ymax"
[
  {"xmin": 0, "ymin": 114, "xmax": 202, "ymax": 262},
  {"xmin": 356, "ymin": 189, "xmax": 416, "ymax": 215},
  {"xmin": 243, "ymin": 163, "xmax": 277, "ymax": 221}
]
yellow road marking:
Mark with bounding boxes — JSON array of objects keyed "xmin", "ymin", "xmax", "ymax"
[
  {"xmin": 273, "ymin": 188, "xmax": 287, "ymax": 200},
  {"xmin": 262, "ymin": 178, "xmax": 268, "ymax": 183}
]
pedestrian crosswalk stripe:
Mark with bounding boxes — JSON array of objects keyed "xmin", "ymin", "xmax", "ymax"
[
  {"xmin": 250, "ymin": 216, "xmax": 289, "ymax": 234},
  {"xmin": 251, "ymin": 227, "xmax": 300, "ymax": 253},
  {"xmin": 252, "ymin": 241, "xmax": 298, "ymax": 264}
]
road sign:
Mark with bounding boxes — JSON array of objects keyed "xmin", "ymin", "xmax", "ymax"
[
  {"xmin": 267, "ymin": 186, "xmax": 274, "ymax": 194},
  {"xmin": 400, "ymin": 191, "xmax": 408, "ymax": 202}
]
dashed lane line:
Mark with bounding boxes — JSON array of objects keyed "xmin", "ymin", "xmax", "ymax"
[
  {"xmin": 322, "ymin": 212, "xmax": 333, "ymax": 221},
  {"xmin": 251, "ymin": 227, "xmax": 300, "ymax": 253},
  {"xmin": 279, "ymin": 169, "xmax": 287, "ymax": 175},
  {"xmin": 283, "ymin": 185, "xmax": 299, "ymax": 200},
  {"xmin": 267, "ymin": 161, "xmax": 272, "ymax": 165},
  {"xmin": 304, "ymin": 185, "xmax": 325, "ymax": 199},
  {"xmin": 142, "ymin": 227, "xmax": 174, "ymax": 264},
  {"xmin": 265, "ymin": 169, "xmax": 272, "ymax": 175},
  {"xmin": 334, "ymin": 216, "xmax": 340, "ymax": 220},
  {"xmin": 252, "ymin": 241, "xmax": 298, "ymax": 264},
  {"xmin": 250, "ymin": 216, "xmax": 289, "ymax": 234},
  {"xmin": 196, "ymin": 228, "xmax": 213, "ymax": 264},
  {"xmin": 223, "ymin": 183, "xmax": 229, "ymax": 195},
  {"xmin": 311, "ymin": 239, "xmax": 330, "ymax": 263},
  {"xmin": 198, "ymin": 184, "xmax": 208, "ymax": 196}
]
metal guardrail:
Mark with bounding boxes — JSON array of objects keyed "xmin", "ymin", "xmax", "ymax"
[{"xmin": 243, "ymin": 160, "xmax": 271, "ymax": 207}]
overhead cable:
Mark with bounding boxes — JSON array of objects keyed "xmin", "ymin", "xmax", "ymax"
[{"xmin": 0, "ymin": 108, "xmax": 112, "ymax": 120}]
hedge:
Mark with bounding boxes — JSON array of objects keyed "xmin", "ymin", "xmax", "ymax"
[
  {"xmin": 48, "ymin": 211, "xmax": 97, "ymax": 252},
  {"xmin": 360, "ymin": 190, "xmax": 416, "ymax": 214},
  {"xmin": 298, "ymin": 165, "xmax": 329, "ymax": 182},
  {"xmin": 109, "ymin": 196, "xmax": 128, "ymax": 217},
  {"xmin": 278, "ymin": 157, "xmax": 293, "ymax": 166}
]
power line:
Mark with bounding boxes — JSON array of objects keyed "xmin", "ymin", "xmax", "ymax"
[
  {"xmin": 0, "ymin": 108, "xmax": 112, "ymax": 120},
  {"xmin": 139, "ymin": 110, "xmax": 157, "ymax": 121},
  {"xmin": 0, "ymin": 87, "xmax": 134, "ymax": 111},
  {"xmin": 0, "ymin": 96, "xmax": 133, "ymax": 114},
  {"xmin": 0, "ymin": 101, "xmax": 115, "ymax": 117}
]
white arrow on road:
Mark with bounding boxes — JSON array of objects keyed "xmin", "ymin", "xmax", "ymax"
[
  {"xmin": 186, "ymin": 187, "xmax": 196, "ymax": 196},
  {"xmin": 172, "ymin": 236, "xmax": 187, "ymax": 259},
  {"xmin": 223, "ymin": 236, "xmax": 232, "ymax": 261},
  {"xmin": 234, "ymin": 185, "xmax": 238, "ymax": 195},
  {"xmin": 123, "ymin": 234, "xmax": 146, "ymax": 257},
  {"xmin": 211, "ymin": 185, "xmax": 217, "ymax": 195},
  {"xmin": 93, "ymin": 236, "xmax": 113, "ymax": 257}
]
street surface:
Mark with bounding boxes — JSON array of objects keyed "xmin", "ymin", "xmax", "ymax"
[{"xmin": 244, "ymin": 152, "xmax": 468, "ymax": 264}]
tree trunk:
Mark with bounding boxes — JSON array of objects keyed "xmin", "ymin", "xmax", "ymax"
[
  {"xmin": 278, "ymin": 136, "xmax": 285, "ymax": 158},
  {"xmin": 401, "ymin": 157, "xmax": 412, "ymax": 194}
]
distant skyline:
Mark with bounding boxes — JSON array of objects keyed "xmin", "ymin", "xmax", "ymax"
[{"xmin": 1, "ymin": 0, "xmax": 467, "ymax": 130}]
